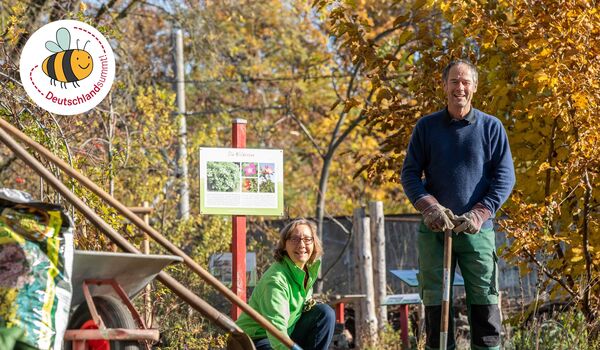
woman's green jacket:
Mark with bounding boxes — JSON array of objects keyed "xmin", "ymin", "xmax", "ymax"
[{"xmin": 236, "ymin": 255, "xmax": 321, "ymax": 350}]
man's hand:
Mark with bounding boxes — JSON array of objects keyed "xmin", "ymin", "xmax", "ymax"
[
  {"xmin": 453, "ymin": 203, "xmax": 491, "ymax": 234},
  {"xmin": 415, "ymin": 195, "xmax": 456, "ymax": 232},
  {"xmin": 423, "ymin": 204, "xmax": 456, "ymax": 232}
]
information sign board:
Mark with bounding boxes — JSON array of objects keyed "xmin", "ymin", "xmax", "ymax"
[{"xmin": 199, "ymin": 147, "xmax": 284, "ymax": 215}]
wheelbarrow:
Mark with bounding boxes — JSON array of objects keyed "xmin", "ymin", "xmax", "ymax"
[{"xmin": 63, "ymin": 250, "xmax": 183, "ymax": 350}]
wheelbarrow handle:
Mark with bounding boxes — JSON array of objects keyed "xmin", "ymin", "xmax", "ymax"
[{"xmin": 440, "ymin": 229, "xmax": 453, "ymax": 350}]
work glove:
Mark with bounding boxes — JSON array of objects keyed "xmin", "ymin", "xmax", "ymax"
[
  {"xmin": 453, "ymin": 203, "xmax": 492, "ymax": 234},
  {"xmin": 415, "ymin": 195, "xmax": 456, "ymax": 232}
]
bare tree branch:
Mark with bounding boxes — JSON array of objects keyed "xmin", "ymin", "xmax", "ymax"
[
  {"xmin": 523, "ymin": 249, "xmax": 576, "ymax": 297},
  {"xmin": 116, "ymin": 0, "xmax": 142, "ymax": 20},
  {"xmin": 319, "ymin": 214, "xmax": 353, "ymax": 283},
  {"xmin": 95, "ymin": 0, "xmax": 118, "ymax": 21},
  {"xmin": 287, "ymin": 109, "xmax": 324, "ymax": 159}
]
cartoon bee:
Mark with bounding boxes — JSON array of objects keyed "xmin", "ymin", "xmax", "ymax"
[{"xmin": 42, "ymin": 27, "xmax": 93, "ymax": 88}]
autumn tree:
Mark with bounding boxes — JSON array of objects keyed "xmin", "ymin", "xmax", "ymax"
[
  {"xmin": 1, "ymin": 0, "xmax": 414, "ymax": 346},
  {"xmin": 316, "ymin": 0, "xmax": 600, "ymax": 333},
  {"xmin": 170, "ymin": 0, "xmax": 413, "ymax": 291},
  {"xmin": 1, "ymin": 2, "xmax": 233, "ymax": 347}
]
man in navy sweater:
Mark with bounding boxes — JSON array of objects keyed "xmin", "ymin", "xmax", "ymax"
[{"xmin": 401, "ymin": 59, "xmax": 515, "ymax": 349}]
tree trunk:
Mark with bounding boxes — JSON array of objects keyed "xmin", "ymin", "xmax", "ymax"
[{"xmin": 315, "ymin": 151, "xmax": 333, "ymax": 293}]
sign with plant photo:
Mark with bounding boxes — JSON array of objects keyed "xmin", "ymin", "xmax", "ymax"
[{"xmin": 199, "ymin": 148, "xmax": 284, "ymax": 215}]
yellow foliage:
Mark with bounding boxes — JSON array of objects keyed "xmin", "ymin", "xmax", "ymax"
[
  {"xmin": 537, "ymin": 162, "xmax": 551, "ymax": 174},
  {"xmin": 572, "ymin": 93, "xmax": 589, "ymax": 110},
  {"xmin": 317, "ymin": 0, "xmax": 600, "ymax": 315}
]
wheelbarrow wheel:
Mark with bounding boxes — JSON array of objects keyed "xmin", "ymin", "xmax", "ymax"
[{"xmin": 66, "ymin": 296, "xmax": 141, "ymax": 350}]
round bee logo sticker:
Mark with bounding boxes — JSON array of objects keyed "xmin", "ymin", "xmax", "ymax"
[{"xmin": 19, "ymin": 20, "xmax": 115, "ymax": 115}]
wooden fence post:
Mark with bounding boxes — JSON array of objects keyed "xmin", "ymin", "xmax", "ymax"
[
  {"xmin": 128, "ymin": 203, "xmax": 154, "ymax": 328},
  {"xmin": 353, "ymin": 207, "xmax": 378, "ymax": 346},
  {"xmin": 352, "ymin": 209, "xmax": 364, "ymax": 349},
  {"xmin": 369, "ymin": 201, "xmax": 387, "ymax": 330}
]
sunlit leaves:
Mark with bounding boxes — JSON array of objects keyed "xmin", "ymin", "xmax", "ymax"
[{"xmin": 319, "ymin": 0, "xmax": 600, "ymax": 319}]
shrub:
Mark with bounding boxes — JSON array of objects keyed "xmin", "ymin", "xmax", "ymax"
[
  {"xmin": 207, "ymin": 162, "xmax": 240, "ymax": 192},
  {"xmin": 504, "ymin": 309, "xmax": 600, "ymax": 350}
]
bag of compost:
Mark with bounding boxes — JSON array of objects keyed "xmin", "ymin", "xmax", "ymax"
[{"xmin": 0, "ymin": 189, "xmax": 74, "ymax": 349}]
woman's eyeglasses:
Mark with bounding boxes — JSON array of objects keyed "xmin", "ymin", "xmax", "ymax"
[{"xmin": 288, "ymin": 236, "xmax": 314, "ymax": 245}]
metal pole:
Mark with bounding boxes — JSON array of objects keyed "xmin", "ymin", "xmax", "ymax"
[
  {"xmin": 0, "ymin": 119, "xmax": 299, "ymax": 349},
  {"xmin": 440, "ymin": 229, "xmax": 453, "ymax": 350},
  {"xmin": 399, "ymin": 304, "xmax": 409, "ymax": 349},
  {"xmin": 231, "ymin": 118, "xmax": 247, "ymax": 320},
  {"xmin": 175, "ymin": 27, "xmax": 189, "ymax": 220}
]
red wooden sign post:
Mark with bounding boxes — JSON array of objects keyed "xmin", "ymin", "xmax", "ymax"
[{"xmin": 231, "ymin": 118, "xmax": 247, "ymax": 320}]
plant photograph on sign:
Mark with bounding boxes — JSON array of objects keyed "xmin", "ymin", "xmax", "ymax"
[
  {"xmin": 242, "ymin": 178, "xmax": 258, "ymax": 193},
  {"xmin": 241, "ymin": 162, "xmax": 259, "ymax": 193},
  {"xmin": 206, "ymin": 162, "xmax": 240, "ymax": 192},
  {"xmin": 259, "ymin": 163, "xmax": 276, "ymax": 193},
  {"xmin": 241, "ymin": 162, "xmax": 258, "ymax": 177}
]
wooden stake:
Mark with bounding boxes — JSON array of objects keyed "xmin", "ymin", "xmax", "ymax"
[
  {"xmin": 352, "ymin": 209, "xmax": 364, "ymax": 349},
  {"xmin": 231, "ymin": 118, "xmax": 247, "ymax": 320},
  {"xmin": 353, "ymin": 207, "xmax": 378, "ymax": 346},
  {"xmin": 369, "ymin": 201, "xmax": 387, "ymax": 328}
]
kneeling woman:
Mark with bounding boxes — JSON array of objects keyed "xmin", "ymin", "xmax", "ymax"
[{"xmin": 236, "ymin": 218, "xmax": 335, "ymax": 350}]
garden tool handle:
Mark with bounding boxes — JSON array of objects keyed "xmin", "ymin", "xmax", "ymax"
[{"xmin": 440, "ymin": 228, "xmax": 453, "ymax": 350}]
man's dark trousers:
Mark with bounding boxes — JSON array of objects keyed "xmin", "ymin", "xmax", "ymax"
[{"xmin": 418, "ymin": 224, "xmax": 502, "ymax": 350}]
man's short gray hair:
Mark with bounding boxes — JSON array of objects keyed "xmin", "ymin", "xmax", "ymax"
[{"xmin": 442, "ymin": 59, "xmax": 478, "ymax": 85}]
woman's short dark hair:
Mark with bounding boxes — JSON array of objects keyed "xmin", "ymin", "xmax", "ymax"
[{"xmin": 274, "ymin": 218, "xmax": 323, "ymax": 265}]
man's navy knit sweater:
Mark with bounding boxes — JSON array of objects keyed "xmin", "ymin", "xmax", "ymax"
[{"xmin": 401, "ymin": 108, "xmax": 515, "ymax": 229}]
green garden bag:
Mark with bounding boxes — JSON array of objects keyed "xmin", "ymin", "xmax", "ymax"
[{"xmin": 0, "ymin": 189, "xmax": 73, "ymax": 349}]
